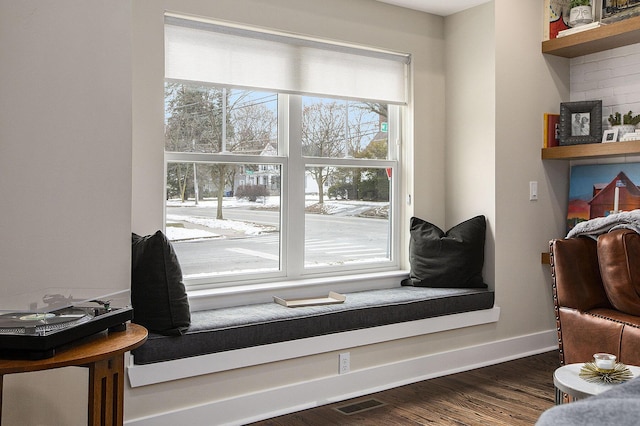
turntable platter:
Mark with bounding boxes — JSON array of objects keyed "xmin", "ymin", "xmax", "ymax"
[{"xmin": 0, "ymin": 308, "xmax": 92, "ymax": 335}]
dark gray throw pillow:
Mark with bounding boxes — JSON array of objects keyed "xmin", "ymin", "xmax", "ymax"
[
  {"xmin": 402, "ymin": 215, "xmax": 487, "ymax": 288},
  {"xmin": 131, "ymin": 230, "xmax": 190, "ymax": 335}
]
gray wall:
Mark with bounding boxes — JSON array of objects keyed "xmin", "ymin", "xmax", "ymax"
[{"xmin": 0, "ymin": 1, "xmax": 132, "ymax": 424}]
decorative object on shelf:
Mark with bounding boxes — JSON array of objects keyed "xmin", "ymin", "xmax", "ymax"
[
  {"xmin": 549, "ymin": 0, "xmax": 571, "ymax": 39},
  {"xmin": 613, "ymin": 125, "xmax": 637, "ymax": 140},
  {"xmin": 608, "ymin": 111, "xmax": 640, "ymax": 140},
  {"xmin": 602, "ymin": 0, "xmax": 640, "ymax": 23},
  {"xmin": 569, "ymin": 0, "xmax": 594, "ymax": 27},
  {"xmin": 557, "ymin": 21, "xmax": 603, "ymax": 37},
  {"xmin": 621, "ymin": 130, "xmax": 640, "ymax": 142},
  {"xmin": 622, "ymin": 111, "xmax": 640, "ymax": 127},
  {"xmin": 602, "ymin": 128, "xmax": 620, "ymax": 142},
  {"xmin": 608, "ymin": 111, "xmax": 623, "ymax": 126},
  {"xmin": 544, "ymin": 113, "xmax": 560, "ymax": 147},
  {"xmin": 579, "ymin": 356, "xmax": 633, "ymax": 384},
  {"xmin": 559, "ymin": 100, "xmax": 603, "ymax": 145}
]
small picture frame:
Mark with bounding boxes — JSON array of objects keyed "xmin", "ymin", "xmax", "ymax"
[
  {"xmin": 559, "ymin": 100, "xmax": 603, "ymax": 146},
  {"xmin": 602, "ymin": 128, "xmax": 619, "ymax": 143}
]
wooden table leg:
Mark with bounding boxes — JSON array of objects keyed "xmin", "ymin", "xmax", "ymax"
[
  {"xmin": 88, "ymin": 355, "xmax": 125, "ymax": 426},
  {"xmin": 0, "ymin": 374, "xmax": 3, "ymax": 425}
]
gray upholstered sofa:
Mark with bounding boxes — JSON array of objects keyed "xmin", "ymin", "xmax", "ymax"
[{"xmin": 536, "ymin": 376, "xmax": 640, "ymax": 425}]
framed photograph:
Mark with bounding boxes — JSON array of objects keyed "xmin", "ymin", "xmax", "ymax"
[
  {"xmin": 602, "ymin": 0, "xmax": 640, "ymax": 23},
  {"xmin": 559, "ymin": 100, "xmax": 602, "ymax": 146},
  {"xmin": 602, "ymin": 128, "xmax": 619, "ymax": 143}
]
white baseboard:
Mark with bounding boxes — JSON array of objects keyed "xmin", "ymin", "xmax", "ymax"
[{"xmin": 125, "ymin": 327, "xmax": 557, "ymax": 426}]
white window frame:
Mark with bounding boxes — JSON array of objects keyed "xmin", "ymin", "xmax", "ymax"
[
  {"xmin": 163, "ymin": 16, "xmax": 408, "ymax": 293},
  {"xmin": 165, "ymin": 91, "xmax": 402, "ymax": 290}
]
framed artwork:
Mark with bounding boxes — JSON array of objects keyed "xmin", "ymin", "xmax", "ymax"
[
  {"xmin": 548, "ymin": 0, "xmax": 570, "ymax": 39},
  {"xmin": 602, "ymin": 128, "xmax": 619, "ymax": 143},
  {"xmin": 602, "ymin": 0, "xmax": 640, "ymax": 23},
  {"xmin": 568, "ymin": 162, "xmax": 640, "ymax": 231},
  {"xmin": 559, "ymin": 100, "xmax": 602, "ymax": 146}
]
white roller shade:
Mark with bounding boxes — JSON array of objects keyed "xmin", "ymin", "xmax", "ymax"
[{"xmin": 165, "ymin": 15, "xmax": 409, "ymax": 104}]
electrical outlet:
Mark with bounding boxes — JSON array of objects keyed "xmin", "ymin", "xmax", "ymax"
[{"xmin": 339, "ymin": 352, "xmax": 350, "ymax": 374}]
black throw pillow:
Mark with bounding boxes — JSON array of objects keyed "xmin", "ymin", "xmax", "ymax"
[
  {"xmin": 131, "ymin": 230, "xmax": 190, "ymax": 335},
  {"xmin": 402, "ymin": 216, "xmax": 487, "ymax": 288}
]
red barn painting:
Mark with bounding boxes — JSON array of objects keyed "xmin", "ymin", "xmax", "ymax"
[
  {"xmin": 568, "ymin": 163, "xmax": 640, "ymax": 231},
  {"xmin": 589, "ymin": 171, "xmax": 640, "ymax": 218}
]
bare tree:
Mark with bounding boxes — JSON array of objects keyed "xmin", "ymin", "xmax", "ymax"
[
  {"xmin": 302, "ymin": 101, "xmax": 347, "ymax": 204},
  {"xmin": 165, "ymin": 83, "xmax": 231, "ymax": 218},
  {"xmin": 358, "ymin": 102, "xmax": 388, "ymax": 120},
  {"xmin": 231, "ymin": 96, "xmax": 277, "ymax": 155},
  {"xmin": 165, "ymin": 84, "xmax": 276, "ymax": 219},
  {"xmin": 345, "ymin": 104, "xmax": 383, "ymax": 199}
]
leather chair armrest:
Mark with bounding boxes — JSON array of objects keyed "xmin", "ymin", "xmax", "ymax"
[{"xmin": 550, "ymin": 237, "xmax": 611, "ymax": 311}]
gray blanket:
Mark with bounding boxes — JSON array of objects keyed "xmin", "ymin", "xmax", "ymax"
[
  {"xmin": 566, "ymin": 209, "xmax": 640, "ymax": 239},
  {"xmin": 537, "ymin": 376, "xmax": 640, "ymax": 426}
]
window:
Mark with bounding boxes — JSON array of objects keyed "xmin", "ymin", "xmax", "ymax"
[{"xmin": 164, "ymin": 15, "xmax": 409, "ymax": 288}]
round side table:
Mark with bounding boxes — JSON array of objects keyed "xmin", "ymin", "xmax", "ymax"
[
  {"xmin": 554, "ymin": 363, "xmax": 640, "ymax": 404},
  {"xmin": 0, "ymin": 323, "xmax": 147, "ymax": 426}
]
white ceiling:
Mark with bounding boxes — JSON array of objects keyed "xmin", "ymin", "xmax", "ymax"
[{"xmin": 375, "ymin": 0, "xmax": 491, "ymax": 16}]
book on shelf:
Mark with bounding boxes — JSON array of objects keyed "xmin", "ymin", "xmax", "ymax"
[
  {"xmin": 557, "ymin": 21, "xmax": 604, "ymax": 38},
  {"xmin": 543, "ymin": 113, "xmax": 560, "ymax": 148},
  {"xmin": 621, "ymin": 131, "xmax": 640, "ymax": 142}
]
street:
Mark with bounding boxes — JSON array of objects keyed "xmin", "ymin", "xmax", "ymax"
[{"xmin": 167, "ymin": 204, "xmax": 391, "ymax": 277}]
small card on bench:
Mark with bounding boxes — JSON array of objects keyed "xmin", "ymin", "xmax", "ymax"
[{"xmin": 274, "ymin": 291, "xmax": 346, "ymax": 308}]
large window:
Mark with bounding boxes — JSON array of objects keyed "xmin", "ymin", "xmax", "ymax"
[{"xmin": 164, "ymin": 15, "xmax": 409, "ymax": 288}]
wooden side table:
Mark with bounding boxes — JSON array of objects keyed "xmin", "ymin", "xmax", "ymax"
[{"xmin": 0, "ymin": 323, "xmax": 147, "ymax": 426}]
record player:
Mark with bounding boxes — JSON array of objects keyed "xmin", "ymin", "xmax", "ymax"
[{"xmin": 0, "ymin": 288, "xmax": 133, "ymax": 360}]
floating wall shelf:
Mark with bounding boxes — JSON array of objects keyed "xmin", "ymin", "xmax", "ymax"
[
  {"xmin": 542, "ymin": 15, "xmax": 640, "ymax": 58},
  {"xmin": 541, "ymin": 140, "xmax": 640, "ymax": 160}
]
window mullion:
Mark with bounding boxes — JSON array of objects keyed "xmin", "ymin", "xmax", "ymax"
[
  {"xmin": 389, "ymin": 105, "xmax": 401, "ymax": 263},
  {"xmin": 286, "ymin": 95, "xmax": 305, "ymax": 278}
]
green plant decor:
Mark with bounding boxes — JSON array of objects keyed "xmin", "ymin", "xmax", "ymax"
[
  {"xmin": 570, "ymin": 0, "xmax": 591, "ymax": 7},
  {"xmin": 609, "ymin": 111, "xmax": 640, "ymax": 126},
  {"xmin": 624, "ymin": 111, "xmax": 640, "ymax": 126},
  {"xmin": 609, "ymin": 112, "xmax": 622, "ymax": 126}
]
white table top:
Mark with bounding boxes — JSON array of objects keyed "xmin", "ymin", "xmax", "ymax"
[{"xmin": 554, "ymin": 363, "xmax": 640, "ymax": 399}]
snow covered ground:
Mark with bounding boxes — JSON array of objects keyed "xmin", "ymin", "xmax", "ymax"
[{"xmin": 164, "ymin": 196, "xmax": 387, "ymax": 241}]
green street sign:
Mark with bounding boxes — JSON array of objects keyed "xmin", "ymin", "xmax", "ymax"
[{"xmin": 381, "ymin": 122, "xmax": 388, "ymax": 132}]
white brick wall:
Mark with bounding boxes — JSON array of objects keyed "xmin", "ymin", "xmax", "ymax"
[{"xmin": 571, "ymin": 42, "xmax": 640, "ymax": 128}]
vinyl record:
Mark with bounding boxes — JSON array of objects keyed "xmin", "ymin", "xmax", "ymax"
[{"xmin": 0, "ymin": 307, "xmax": 92, "ymax": 335}]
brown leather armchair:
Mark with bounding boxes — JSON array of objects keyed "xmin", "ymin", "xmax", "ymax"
[{"xmin": 550, "ymin": 229, "xmax": 640, "ymax": 366}]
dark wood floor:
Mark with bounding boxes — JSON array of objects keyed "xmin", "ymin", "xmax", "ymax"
[{"xmin": 250, "ymin": 350, "xmax": 560, "ymax": 425}]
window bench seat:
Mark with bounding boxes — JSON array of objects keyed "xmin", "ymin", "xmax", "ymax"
[{"xmin": 131, "ymin": 286, "xmax": 494, "ymax": 365}]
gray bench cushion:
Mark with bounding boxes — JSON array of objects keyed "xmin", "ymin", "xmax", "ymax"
[{"xmin": 132, "ymin": 286, "xmax": 494, "ymax": 365}]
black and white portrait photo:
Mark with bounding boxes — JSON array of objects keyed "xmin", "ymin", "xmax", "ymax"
[{"xmin": 571, "ymin": 112, "xmax": 590, "ymax": 136}]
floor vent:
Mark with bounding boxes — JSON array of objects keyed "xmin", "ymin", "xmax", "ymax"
[{"xmin": 333, "ymin": 398, "xmax": 386, "ymax": 415}]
